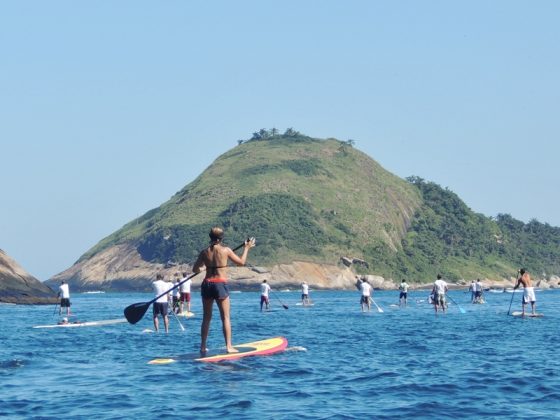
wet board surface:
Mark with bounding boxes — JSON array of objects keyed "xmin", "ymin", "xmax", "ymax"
[
  {"xmin": 511, "ymin": 312, "xmax": 544, "ymax": 318},
  {"xmin": 296, "ymin": 303, "xmax": 315, "ymax": 306},
  {"xmin": 148, "ymin": 336, "xmax": 288, "ymax": 365},
  {"xmin": 33, "ymin": 319, "xmax": 127, "ymax": 329}
]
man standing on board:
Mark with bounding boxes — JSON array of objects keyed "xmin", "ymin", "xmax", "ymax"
[
  {"xmin": 469, "ymin": 280, "xmax": 476, "ymax": 303},
  {"xmin": 152, "ymin": 273, "xmax": 171, "ymax": 333},
  {"xmin": 514, "ymin": 268, "xmax": 536, "ymax": 316},
  {"xmin": 399, "ymin": 279, "xmax": 409, "ymax": 307},
  {"xmin": 193, "ymin": 227, "xmax": 255, "ymax": 354},
  {"xmin": 260, "ymin": 279, "xmax": 271, "ymax": 312},
  {"xmin": 58, "ymin": 280, "xmax": 71, "ymax": 316},
  {"xmin": 474, "ymin": 278, "xmax": 484, "ymax": 303},
  {"xmin": 360, "ymin": 279, "xmax": 372, "ymax": 312},
  {"xmin": 179, "ymin": 271, "xmax": 192, "ymax": 315},
  {"xmin": 432, "ymin": 274, "xmax": 448, "ymax": 314},
  {"xmin": 301, "ymin": 281, "xmax": 310, "ymax": 305}
]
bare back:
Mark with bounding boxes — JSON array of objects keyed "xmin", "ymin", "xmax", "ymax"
[
  {"xmin": 517, "ymin": 273, "xmax": 533, "ymax": 288},
  {"xmin": 194, "ymin": 244, "xmax": 244, "ymax": 280}
]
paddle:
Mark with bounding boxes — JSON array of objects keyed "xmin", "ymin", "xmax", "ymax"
[
  {"xmin": 270, "ymin": 290, "xmax": 289, "ymax": 310},
  {"xmin": 507, "ymin": 270, "xmax": 520, "ymax": 316},
  {"xmin": 169, "ymin": 308, "xmax": 185, "ymax": 332},
  {"xmin": 369, "ymin": 297, "xmax": 384, "ymax": 313},
  {"xmin": 446, "ymin": 294, "xmax": 466, "ymax": 314},
  {"xmin": 52, "ymin": 301, "xmax": 59, "ymax": 317},
  {"xmin": 124, "ymin": 241, "xmax": 246, "ymax": 324}
]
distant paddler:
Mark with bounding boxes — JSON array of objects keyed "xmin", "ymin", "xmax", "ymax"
[
  {"xmin": 432, "ymin": 274, "xmax": 448, "ymax": 314},
  {"xmin": 179, "ymin": 271, "xmax": 192, "ymax": 315},
  {"xmin": 474, "ymin": 278, "xmax": 484, "ymax": 303},
  {"xmin": 193, "ymin": 227, "xmax": 255, "ymax": 354},
  {"xmin": 152, "ymin": 273, "xmax": 171, "ymax": 333},
  {"xmin": 260, "ymin": 279, "xmax": 271, "ymax": 312},
  {"xmin": 172, "ymin": 273, "xmax": 181, "ymax": 313},
  {"xmin": 57, "ymin": 280, "xmax": 71, "ymax": 316},
  {"xmin": 360, "ymin": 278, "xmax": 372, "ymax": 312},
  {"xmin": 399, "ymin": 279, "xmax": 409, "ymax": 307},
  {"xmin": 301, "ymin": 281, "xmax": 310, "ymax": 305},
  {"xmin": 514, "ymin": 268, "xmax": 536, "ymax": 316}
]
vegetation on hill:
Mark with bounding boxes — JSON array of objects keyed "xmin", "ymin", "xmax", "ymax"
[
  {"xmin": 79, "ymin": 132, "xmax": 421, "ymax": 270},
  {"xmin": 369, "ymin": 177, "xmax": 560, "ymax": 281},
  {"xmin": 73, "ymin": 130, "xmax": 560, "ymax": 283}
]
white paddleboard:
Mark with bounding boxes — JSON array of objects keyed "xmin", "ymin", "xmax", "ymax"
[
  {"xmin": 33, "ymin": 318, "xmax": 127, "ymax": 329},
  {"xmin": 511, "ymin": 312, "xmax": 543, "ymax": 318}
]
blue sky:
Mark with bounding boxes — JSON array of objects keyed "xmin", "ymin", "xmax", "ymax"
[{"xmin": 1, "ymin": 1, "xmax": 559, "ymax": 280}]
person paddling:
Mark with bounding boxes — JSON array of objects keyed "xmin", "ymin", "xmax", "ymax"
[
  {"xmin": 432, "ymin": 274, "xmax": 448, "ymax": 314},
  {"xmin": 152, "ymin": 273, "xmax": 171, "ymax": 333},
  {"xmin": 360, "ymin": 279, "xmax": 372, "ymax": 312},
  {"xmin": 179, "ymin": 271, "xmax": 192, "ymax": 314},
  {"xmin": 193, "ymin": 227, "xmax": 255, "ymax": 354},
  {"xmin": 58, "ymin": 280, "xmax": 71, "ymax": 316},
  {"xmin": 514, "ymin": 268, "xmax": 536, "ymax": 316},
  {"xmin": 399, "ymin": 279, "xmax": 409, "ymax": 307},
  {"xmin": 260, "ymin": 279, "xmax": 271, "ymax": 312}
]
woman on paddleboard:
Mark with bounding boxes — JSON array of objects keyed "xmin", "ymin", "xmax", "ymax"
[{"xmin": 193, "ymin": 227, "xmax": 255, "ymax": 354}]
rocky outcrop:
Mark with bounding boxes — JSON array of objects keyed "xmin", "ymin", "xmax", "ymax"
[
  {"xmin": 47, "ymin": 244, "xmax": 560, "ymax": 293},
  {"xmin": 47, "ymin": 244, "xmax": 362, "ymax": 292},
  {"xmin": 0, "ymin": 249, "xmax": 57, "ymax": 304}
]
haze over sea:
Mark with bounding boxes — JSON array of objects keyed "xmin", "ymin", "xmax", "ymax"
[{"xmin": 1, "ymin": 289, "xmax": 558, "ymax": 419}]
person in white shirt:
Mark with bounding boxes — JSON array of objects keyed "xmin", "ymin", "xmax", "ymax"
[
  {"xmin": 301, "ymin": 282, "xmax": 310, "ymax": 305},
  {"xmin": 152, "ymin": 273, "xmax": 171, "ymax": 332},
  {"xmin": 260, "ymin": 280, "xmax": 271, "ymax": 312},
  {"xmin": 432, "ymin": 274, "xmax": 448, "ymax": 314},
  {"xmin": 180, "ymin": 272, "xmax": 192, "ymax": 314},
  {"xmin": 58, "ymin": 281, "xmax": 71, "ymax": 316},
  {"xmin": 360, "ymin": 279, "xmax": 372, "ymax": 312},
  {"xmin": 474, "ymin": 279, "xmax": 484, "ymax": 303},
  {"xmin": 469, "ymin": 280, "xmax": 476, "ymax": 303},
  {"xmin": 399, "ymin": 279, "xmax": 409, "ymax": 307}
]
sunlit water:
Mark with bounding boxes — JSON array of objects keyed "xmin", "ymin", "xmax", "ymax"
[{"xmin": 1, "ymin": 289, "xmax": 558, "ymax": 419}]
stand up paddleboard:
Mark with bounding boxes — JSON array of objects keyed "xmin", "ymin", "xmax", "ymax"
[
  {"xmin": 511, "ymin": 312, "xmax": 543, "ymax": 318},
  {"xmin": 33, "ymin": 318, "xmax": 127, "ymax": 329},
  {"xmin": 148, "ymin": 336, "xmax": 288, "ymax": 365},
  {"xmin": 296, "ymin": 303, "xmax": 314, "ymax": 307}
]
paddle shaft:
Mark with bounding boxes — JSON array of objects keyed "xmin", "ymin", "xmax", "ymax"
[
  {"xmin": 270, "ymin": 290, "xmax": 289, "ymax": 309},
  {"xmin": 169, "ymin": 308, "xmax": 185, "ymax": 331},
  {"xmin": 369, "ymin": 297, "xmax": 384, "ymax": 313},
  {"xmin": 446, "ymin": 294, "xmax": 466, "ymax": 313},
  {"xmin": 507, "ymin": 287, "xmax": 516, "ymax": 316}
]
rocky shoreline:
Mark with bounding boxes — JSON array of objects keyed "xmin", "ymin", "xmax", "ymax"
[{"xmin": 45, "ymin": 244, "xmax": 560, "ymax": 293}]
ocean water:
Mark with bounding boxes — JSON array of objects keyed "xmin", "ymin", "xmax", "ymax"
[{"xmin": 1, "ymin": 289, "xmax": 558, "ymax": 419}]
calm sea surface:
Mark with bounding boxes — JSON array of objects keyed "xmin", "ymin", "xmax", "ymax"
[{"xmin": 1, "ymin": 289, "xmax": 558, "ymax": 419}]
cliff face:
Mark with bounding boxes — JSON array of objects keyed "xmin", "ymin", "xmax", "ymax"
[
  {"xmin": 0, "ymin": 249, "xmax": 57, "ymax": 304},
  {"xmin": 46, "ymin": 243, "xmax": 376, "ymax": 292}
]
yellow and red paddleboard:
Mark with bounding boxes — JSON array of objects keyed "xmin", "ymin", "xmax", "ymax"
[{"xmin": 148, "ymin": 336, "xmax": 288, "ymax": 365}]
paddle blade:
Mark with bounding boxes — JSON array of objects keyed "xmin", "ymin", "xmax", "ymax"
[
  {"xmin": 124, "ymin": 302, "xmax": 150, "ymax": 324},
  {"xmin": 459, "ymin": 307, "xmax": 466, "ymax": 314},
  {"xmin": 282, "ymin": 304, "xmax": 289, "ymax": 310}
]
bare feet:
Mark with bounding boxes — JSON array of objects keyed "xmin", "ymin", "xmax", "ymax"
[
  {"xmin": 200, "ymin": 347, "xmax": 208, "ymax": 355},
  {"xmin": 226, "ymin": 346, "xmax": 239, "ymax": 354}
]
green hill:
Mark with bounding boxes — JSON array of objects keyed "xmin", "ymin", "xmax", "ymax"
[
  {"xmin": 76, "ymin": 131, "xmax": 560, "ymax": 283},
  {"xmin": 80, "ymin": 133, "xmax": 422, "ymax": 270}
]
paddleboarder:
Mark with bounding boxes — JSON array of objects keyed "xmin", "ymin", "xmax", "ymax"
[
  {"xmin": 260, "ymin": 279, "xmax": 271, "ymax": 312},
  {"xmin": 301, "ymin": 281, "xmax": 310, "ymax": 305},
  {"xmin": 469, "ymin": 280, "xmax": 476, "ymax": 303},
  {"xmin": 360, "ymin": 279, "xmax": 372, "ymax": 312},
  {"xmin": 57, "ymin": 280, "xmax": 71, "ymax": 316},
  {"xmin": 152, "ymin": 273, "xmax": 171, "ymax": 333},
  {"xmin": 399, "ymin": 279, "xmax": 409, "ymax": 307},
  {"xmin": 193, "ymin": 227, "xmax": 255, "ymax": 354},
  {"xmin": 474, "ymin": 278, "xmax": 484, "ymax": 303},
  {"xmin": 432, "ymin": 274, "xmax": 448, "ymax": 314},
  {"xmin": 514, "ymin": 268, "xmax": 536, "ymax": 316},
  {"xmin": 172, "ymin": 273, "xmax": 181, "ymax": 313},
  {"xmin": 179, "ymin": 271, "xmax": 192, "ymax": 314}
]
